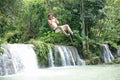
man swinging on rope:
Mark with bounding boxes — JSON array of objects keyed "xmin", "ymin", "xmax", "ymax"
[{"xmin": 48, "ymin": 13, "xmax": 74, "ymax": 37}]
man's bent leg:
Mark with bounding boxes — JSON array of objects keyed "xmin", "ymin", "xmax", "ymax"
[
  {"xmin": 57, "ymin": 26, "xmax": 70, "ymax": 36},
  {"xmin": 65, "ymin": 24, "xmax": 74, "ymax": 35}
]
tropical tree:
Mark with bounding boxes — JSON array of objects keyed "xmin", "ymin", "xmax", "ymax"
[
  {"xmin": 91, "ymin": 0, "xmax": 120, "ymax": 48},
  {"xmin": 0, "ymin": 0, "xmax": 23, "ymax": 42}
]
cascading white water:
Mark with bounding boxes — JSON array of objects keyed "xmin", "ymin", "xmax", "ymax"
[
  {"xmin": 117, "ymin": 46, "xmax": 120, "ymax": 57},
  {"xmin": 0, "ymin": 44, "xmax": 38, "ymax": 75},
  {"xmin": 55, "ymin": 46, "xmax": 67, "ymax": 66},
  {"xmin": 48, "ymin": 45, "xmax": 85, "ymax": 67},
  {"xmin": 102, "ymin": 44, "xmax": 115, "ymax": 63},
  {"xmin": 48, "ymin": 49, "xmax": 54, "ymax": 67},
  {"xmin": 68, "ymin": 46, "xmax": 85, "ymax": 65},
  {"xmin": 0, "ymin": 44, "xmax": 85, "ymax": 75}
]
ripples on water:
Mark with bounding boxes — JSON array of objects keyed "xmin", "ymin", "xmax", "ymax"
[{"xmin": 0, "ymin": 64, "xmax": 120, "ymax": 80}]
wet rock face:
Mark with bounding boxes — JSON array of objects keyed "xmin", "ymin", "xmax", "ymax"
[{"xmin": 117, "ymin": 46, "xmax": 120, "ymax": 57}]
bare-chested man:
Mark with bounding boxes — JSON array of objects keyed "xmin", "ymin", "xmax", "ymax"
[{"xmin": 48, "ymin": 13, "xmax": 74, "ymax": 37}]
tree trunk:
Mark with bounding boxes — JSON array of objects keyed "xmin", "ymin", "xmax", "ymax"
[{"xmin": 80, "ymin": 0, "xmax": 87, "ymax": 55}]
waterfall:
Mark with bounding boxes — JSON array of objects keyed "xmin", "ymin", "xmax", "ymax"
[
  {"xmin": 0, "ymin": 44, "xmax": 38, "ymax": 75},
  {"xmin": 102, "ymin": 44, "xmax": 115, "ymax": 63},
  {"xmin": 117, "ymin": 46, "xmax": 120, "ymax": 57},
  {"xmin": 0, "ymin": 44, "xmax": 85, "ymax": 75},
  {"xmin": 48, "ymin": 45, "xmax": 85, "ymax": 67},
  {"xmin": 48, "ymin": 49, "xmax": 54, "ymax": 67}
]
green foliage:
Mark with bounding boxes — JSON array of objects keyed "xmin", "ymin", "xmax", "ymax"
[
  {"xmin": 39, "ymin": 31, "xmax": 73, "ymax": 45},
  {"xmin": 86, "ymin": 56, "xmax": 101, "ymax": 65},
  {"xmin": 0, "ymin": 0, "xmax": 48, "ymax": 43},
  {"xmin": 0, "ymin": 47, "xmax": 4, "ymax": 55},
  {"xmin": 0, "ymin": 0, "xmax": 106, "ymax": 44},
  {"xmin": 28, "ymin": 39, "xmax": 54, "ymax": 67},
  {"xmin": 0, "ymin": 0, "xmax": 24, "ymax": 43},
  {"xmin": 113, "ymin": 58, "xmax": 120, "ymax": 64},
  {"xmin": 19, "ymin": 0, "xmax": 48, "ymax": 41},
  {"xmin": 90, "ymin": 0, "xmax": 120, "ymax": 49},
  {"xmin": 0, "ymin": 39, "xmax": 4, "ymax": 55}
]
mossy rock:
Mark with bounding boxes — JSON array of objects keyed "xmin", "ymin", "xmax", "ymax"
[
  {"xmin": 113, "ymin": 58, "xmax": 120, "ymax": 64},
  {"xmin": 0, "ymin": 47, "xmax": 4, "ymax": 55},
  {"xmin": 103, "ymin": 58, "xmax": 120, "ymax": 65},
  {"xmin": 86, "ymin": 56, "xmax": 101, "ymax": 65}
]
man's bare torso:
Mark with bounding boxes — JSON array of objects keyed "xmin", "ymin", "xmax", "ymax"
[{"xmin": 48, "ymin": 17, "xmax": 59, "ymax": 30}]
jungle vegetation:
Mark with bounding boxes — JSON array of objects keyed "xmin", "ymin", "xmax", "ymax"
[{"xmin": 0, "ymin": 0, "xmax": 120, "ymax": 65}]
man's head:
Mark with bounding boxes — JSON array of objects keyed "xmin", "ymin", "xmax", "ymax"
[{"xmin": 48, "ymin": 13, "xmax": 53, "ymax": 20}]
